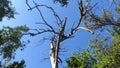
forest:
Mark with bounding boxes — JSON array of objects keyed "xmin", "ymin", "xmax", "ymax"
[{"xmin": 0, "ymin": 0, "xmax": 120, "ymax": 68}]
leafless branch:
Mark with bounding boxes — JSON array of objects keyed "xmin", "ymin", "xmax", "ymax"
[
  {"xmin": 29, "ymin": 4, "xmax": 62, "ymax": 23},
  {"xmin": 66, "ymin": 0, "xmax": 97, "ymax": 38},
  {"xmin": 33, "ymin": 1, "xmax": 55, "ymax": 31},
  {"xmin": 24, "ymin": 29, "xmax": 59, "ymax": 36},
  {"xmin": 40, "ymin": 57, "xmax": 50, "ymax": 62},
  {"xmin": 26, "ymin": 0, "xmax": 62, "ymax": 27},
  {"xmin": 67, "ymin": 0, "xmax": 85, "ymax": 37},
  {"xmin": 25, "ymin": 0, "xmax": 65, "ymax": 37},
  {"xmin": 25, "ymin": 0, "xmax": 96, "ymax": 68},
  {"xmin": 26, "ymin": 0, "xmax": 32, "ymax": 9}
]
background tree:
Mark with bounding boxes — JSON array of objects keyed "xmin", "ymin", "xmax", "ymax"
[
  {"xmin": 0, "ymin": 0, "xmax": 16, "ymax": 21},
  {"xmin": 0, "ymin": 26, "xmax": 29, "ymax": 67},
  {"xmin": 3, "ymin": 60, "xmax": 26, "ymax": 68},
  {"xmin": 0, "ymin": 0, "xmax": 28, "ymax": 67},
  {"xmin": 83, "ymin": 0, "xmax": 120, "ymax": 33},
  {"xmin": 66, "ymin": 31, "xmax": 120, "ymax": 68}
]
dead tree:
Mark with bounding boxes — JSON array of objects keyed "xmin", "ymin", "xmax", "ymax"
[
  {"xmin": 25, "ymin": 0, "xmax": 96, "ymax": 68},
  {"xmin": 50, "ymin": 36, "xmax": 56, "ymax": 68}
]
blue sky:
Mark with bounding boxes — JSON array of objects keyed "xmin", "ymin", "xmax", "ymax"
[{"xmin": 0, "ymin": 0, "xmax": 116, "ymax": 68}]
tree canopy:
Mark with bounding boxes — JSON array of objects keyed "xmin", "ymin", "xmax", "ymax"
[
  {"xmin": 66, "ymin": 30, "xmax": 120, "ymax": 68},
  {"xmin": 0, "ymin": 26, "xmax": 29, "ymax": 67},
  {"xmin": 0, "ymin": 0, "xmax": 16, "ymax": 21}
]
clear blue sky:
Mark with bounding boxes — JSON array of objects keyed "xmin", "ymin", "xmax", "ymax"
[{"xmin": 0, "ymin": 0, "xmax": 115, "ymax": 68}]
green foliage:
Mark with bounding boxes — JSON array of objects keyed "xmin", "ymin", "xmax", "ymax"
[
  {"xmin": 0, "ymin": 26, "xmax": 29, "ymax": 61},
  {"xmin": 0, "ymin": 0, "xmax": 16, "ymax": 21},
  {"xmin": 66, "ymin": 50, "xmax": 96, "ymax": 68},
  {"xmin": 53, "ymin": 0, "xmax": 68, "ymax": 7},
  {"xmin": 83, "ymin": 0, "xmax": 120, "ymax": 33},
  {"xmin": 4, "ymin": 60, "xmax": 26, "ymax": 68},
  {"xmin": 66, "ymin": 32, "xmax": 120, "ymax": 68}
]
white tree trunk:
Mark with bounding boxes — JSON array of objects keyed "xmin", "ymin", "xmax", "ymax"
[
  {"xmin": 50, "ymin": 42, "xmax": 56, "ymax": 68},
  {"xmin": 50, "ymin": 54, "xmax": 55, "ymax": 68}
]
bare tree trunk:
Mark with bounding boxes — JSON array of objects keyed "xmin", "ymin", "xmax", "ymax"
[
  {"xmin": 50, "ymin": 39, "xmax": 56, "ymax": 68},
  {"xmin": 54, "ymin": 40, "xmax": 59, "ymax": 68},
  {"xmin": 50, "ymin": 49, "xmax": 56, "ymax": 68},
  {"xmin": 50, "ymin": 36, "xmax": 60, "ymax": 68}
]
